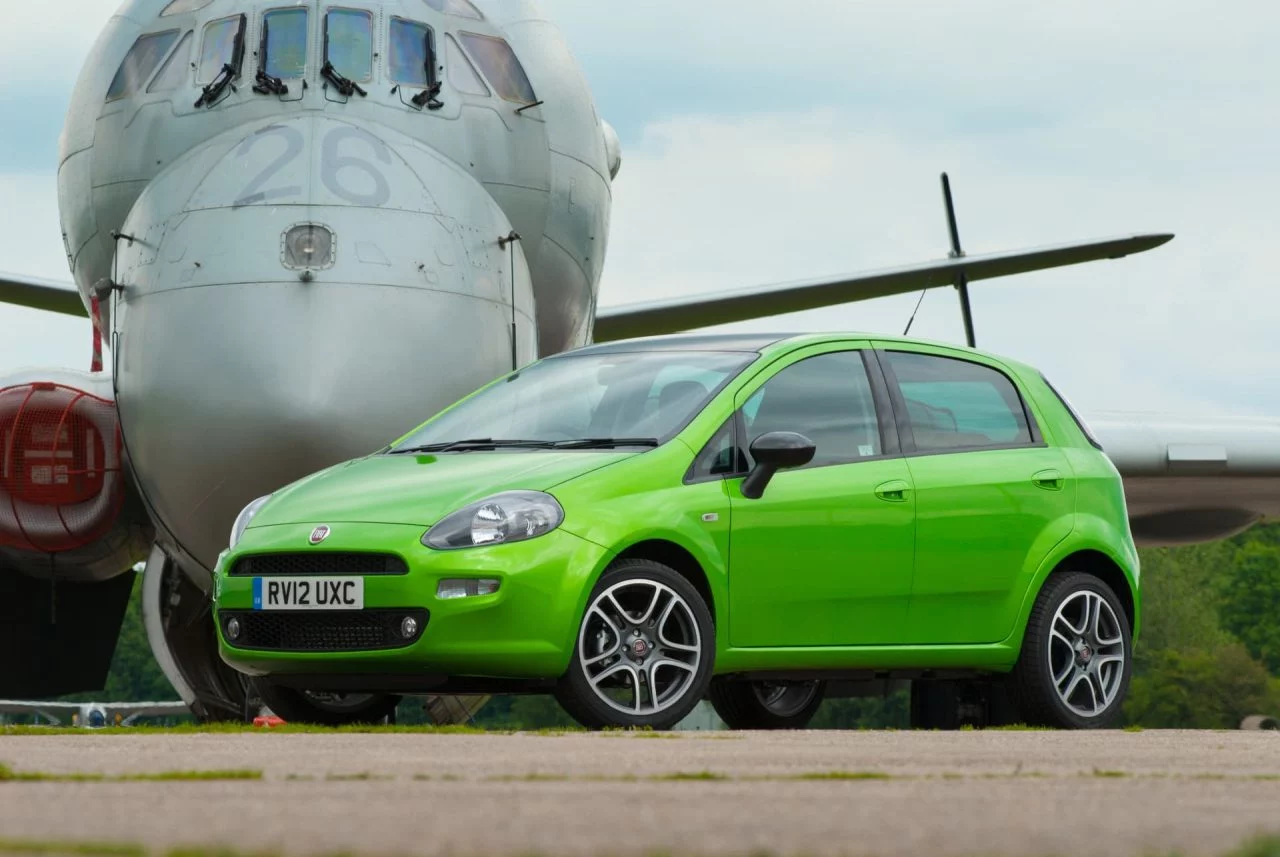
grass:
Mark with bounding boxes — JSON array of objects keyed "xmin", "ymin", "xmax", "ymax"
[
  {"xmin": 0, "ymin": 842, "xmax": 145, "ymax": 857},
  {"xmin": 649, "ymin": 771, "xmax": 728, "ymax": 781},
  {"xmin": 1091, "ymin": 768, "xmax": 1130, "ymax": 778},
  {"xmin": 0, "ymin": 837, "xmax": 1275, "ymax": 857},
  {"xmin": 0, "ymin": 764, "xmax": 261, "ymax": 783},
  {"xmin": 0, "ymin": 723, "xmax": 492, "ymax": 737},
  {"xmin": 786, "ymin": 771, "xmax": 893, "ymax": 781}
]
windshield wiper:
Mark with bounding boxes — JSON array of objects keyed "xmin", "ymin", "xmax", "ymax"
[
  {"xmin": 322, "ymin": 61, "xmax": 367, "ymax": 98},
  {"xmin": 195, "ymin": 63, "xmax": 238, "ymax": 108},
  {"xmin": 551, "ymin": 438, "xmax": 660, "ymax": 450},
  {"xmin": 392, "ymin": 438, "xmax": 557, "ymax": 454}
]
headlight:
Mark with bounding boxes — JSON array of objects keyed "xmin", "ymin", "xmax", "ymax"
[
  {"xmin": 229, "ymin": 495, "xmax": 272, "ymax": 549},
  {"xmin": 422, "ymin": 491, "xmax": 563, "ymax": 550}
]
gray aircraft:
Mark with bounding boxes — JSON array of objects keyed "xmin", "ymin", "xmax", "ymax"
[{"xmin": 2, "ymin": 0, "xmax": 1277, "ymax": 724}]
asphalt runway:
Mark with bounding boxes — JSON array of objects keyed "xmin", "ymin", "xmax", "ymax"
[{"xmin": 1, "ymin": 729, "xmax": 1278, "ymax": 856}]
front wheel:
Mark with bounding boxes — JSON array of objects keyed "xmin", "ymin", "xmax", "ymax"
[
  {"xmin": 251, "ymin": 679, "xmax": 401, "ymax": 726},
  {"xmin": 709, "ymin": 679, "xmax": 825, "ymax": 729},
  {"xmin": 1009, "ymin": 572, "xmax": 1132, "ymax": 729},
  {"xmin": 555, "ymin": 559, "xmax": 714, "ymax": 730}
]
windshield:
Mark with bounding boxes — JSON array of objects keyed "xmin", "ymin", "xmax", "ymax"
[{"xmin": 392, "ymin": 351, "xmax": 757, "ymax": 452}]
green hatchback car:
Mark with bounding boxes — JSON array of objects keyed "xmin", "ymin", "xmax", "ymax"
[{"xmin": 215, "ymin": 333, "xmax": 1138, "ymax": 730}]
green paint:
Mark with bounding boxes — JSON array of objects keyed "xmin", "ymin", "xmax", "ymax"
[{"xmin": 215, "ymin": 335, "xmax": 1138, "ymax": 719}]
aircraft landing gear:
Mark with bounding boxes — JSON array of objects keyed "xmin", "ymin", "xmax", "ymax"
[{"xmin": 909, "ymin": 679, "xmax": 1023, "ymax": 730}]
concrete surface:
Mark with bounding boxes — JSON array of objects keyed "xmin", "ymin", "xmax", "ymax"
[{"xmin": 1, "ymin": 729, "xmax": 1278, "ymax": 856}]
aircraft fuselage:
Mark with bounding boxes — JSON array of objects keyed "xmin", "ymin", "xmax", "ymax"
[{"xmin": 59, "ymin": 0, "xmax": 615, "ymax": 573}]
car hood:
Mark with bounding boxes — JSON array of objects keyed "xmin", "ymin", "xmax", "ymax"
[{"xmin": 251, "ymin": 451, "xmax": 636, "ymax": 528}]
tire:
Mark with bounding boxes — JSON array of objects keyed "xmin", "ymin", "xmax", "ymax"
[
  {"xmin": 709, "ymin": 678, "xmax": 825, "ymax": 730},
  {"xmin": 251, "ymin": 679, "xmax": 401, "ymax": 726},
  {"xmin": 555, "ymin": 559, "xmax": 714, "ymax": 730},
  {"xmin": 1008, "ymin": 571, "xmax": 1133, "ymax": 729}
]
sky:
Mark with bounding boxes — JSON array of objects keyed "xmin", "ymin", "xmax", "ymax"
[{"xmin": 2, "ymin": 0, "xmax": 1278, "ymax": 416}]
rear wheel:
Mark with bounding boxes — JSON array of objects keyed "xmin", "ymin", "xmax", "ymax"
[
  {"xmin": 555, "ymin": 559, "xmax": 714, "ymax": 730},
  {"xmin": 709, "ymin": 679, "xmax": 825, "ymax": 730},
  {"xmin": 1009, "ymin": 572, "xmax": 1132, "ymax": 729},
  {"xmin": 251, "ymin": 679, "xmax": 401, "ymax": 726}
]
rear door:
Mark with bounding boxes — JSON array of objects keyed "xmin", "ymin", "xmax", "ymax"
[
  {"xmin": 874, "ymin": 344, "xmax": 1075, "ymax": 645},
  {"xmin": 725, "ymin": 344, "xmax": 917, "ymax": 647}
]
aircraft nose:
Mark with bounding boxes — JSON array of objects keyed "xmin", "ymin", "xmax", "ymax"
[{"xmin": 110, "ymin": 116, "xmax": 535, "ymax": 571}]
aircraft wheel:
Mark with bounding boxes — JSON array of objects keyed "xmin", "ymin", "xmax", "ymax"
[
  {"xmin": 251, "ymin": 679, "xmax": 400, "ymax": 726},
  {"xmin": 708, "ymin": 678, "xmax": 825, "ymax": 729}
]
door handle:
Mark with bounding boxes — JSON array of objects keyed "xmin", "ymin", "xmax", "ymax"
[
  {"xmin": 875, "ymin": 479, "xmax": 910, "ymax": 503},
  {"xmin": 1032, "ymin": 469, "xmax": 1064, "ymax": 491}
]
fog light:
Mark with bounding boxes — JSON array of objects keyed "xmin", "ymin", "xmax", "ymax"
[
  {"xmin": 437, "ymin": 579, "xmax": 500, "ymax": 600},
  {"xmin": 401, "ymin": 616, "xmax": 419, "ymax": 639},
  {"xmin": 226, "ymin": 616, "xmax": 241, "ymax": 641}
]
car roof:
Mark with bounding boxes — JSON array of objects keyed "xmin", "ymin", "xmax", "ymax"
[
  {"xmin": 551, "ymin": 333, "xmax": 797, "ymax": 356},
  {"xmin": 556, "ymin": 332, "xmax": 1034, "ymax": 373}
]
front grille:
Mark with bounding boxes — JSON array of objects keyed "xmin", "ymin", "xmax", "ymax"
[
  {"xmin": 230, "ymin": 552, "xmax": 408, "ymax": 577},
  {"xmin": 220, "ymin": 609, "xmax": 428, "ymax": 652}
]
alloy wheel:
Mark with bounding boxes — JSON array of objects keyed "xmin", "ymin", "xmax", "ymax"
[
  {"xmin": 1047, "ymin": 590, "xmax": 1126, "ymax": 718},
  {"xmin": 578, "ymin": 579, "xmax": 702, "ymax": 716}
]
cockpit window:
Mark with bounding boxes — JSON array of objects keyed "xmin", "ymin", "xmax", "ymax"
[
  {"xmin": 423, "ymin": 0, "xmax": 482, "ymax": 20},
  {"xmin": 262, "ymin": 8, "xmax": 309, "ymax": 79},
  {"xmin": 388, "ymin": 18, "xmax": 435, "ymax": 87},
  {"xmin": 160, "ymin": 0, "xmax": 213, "ymax": 16},
  {"xmin": 325, "ymin": 8, "xmax": 373, "ymax": 83},
  {"xmin": 445, "ymin": 33, "xmax": 489, "ymax": 97},
  {"xmin": 198, "ymin": 15, "xmax": 246, "ymax": 84},
  {"xmin": 458, "ymin": 33, "xmax": 536, "ymax": 104},
  {"xmin": 106, "ymin": 30, "xmax": 180, "ymax": 101},
  {"xmin": 147, "ymin": 31, "xmax": 193, "ymax": 92}
]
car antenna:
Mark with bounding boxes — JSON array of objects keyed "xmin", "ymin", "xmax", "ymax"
[{"xmin": 902, "ymin": 173, "xmax": 976, "ymax": 347}]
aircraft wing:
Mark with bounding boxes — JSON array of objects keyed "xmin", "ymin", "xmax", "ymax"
[
  {"xmin": 593, "ymin": 234, "xmax": 1172, "ymax": 342},
  {"xmin": 0, "ymin": 700, "xmax": 81, "ymax": 724},
  {"xmin": 1090, "ymin": 414, "xmax": 1280, "ymax": 546},
  {"xmin": 0, "ymin": 270, "xmax": 87, "ymax": 317},
  {"xmin": 109, "ymin": 701, "xmax": 190, "ymax": 724}
]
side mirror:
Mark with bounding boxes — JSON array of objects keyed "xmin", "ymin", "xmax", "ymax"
[{"xmin": 740, "ymin": 431, "xmax": 816, "ymax": 500}]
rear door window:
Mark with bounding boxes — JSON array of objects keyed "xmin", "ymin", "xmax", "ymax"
[
  {"xmin": 458, "ymin": 32, "xmax": 536, "ymax": 103},
  {"xmin": 325, "ymin": 8, "xmax": 373, "ymax": 82},
  {"xmin": 107, "ymin": 30, "xmax": 180, "ymax": 100},
  {"xmin": 883, "ymin": 351, "xmax": 1034, "ymax": 452}
]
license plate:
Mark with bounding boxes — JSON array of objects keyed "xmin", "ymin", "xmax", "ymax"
[{"xmin": 253, "ymin": 577, "xmax": 364, "ymax": 611}]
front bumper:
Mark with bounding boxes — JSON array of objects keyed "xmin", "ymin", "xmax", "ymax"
[{"xmin": 215, "ymin": 521, "xmax": 609, "ymax": 681}]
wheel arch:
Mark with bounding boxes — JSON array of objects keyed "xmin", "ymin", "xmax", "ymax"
[
  {"xmin": 610, "ymin": 539, "xmax": 717, "ymax": 628},
  {"xmin": 1013, "ymin": 543, "xmax": 1140, "ymax": 653}
]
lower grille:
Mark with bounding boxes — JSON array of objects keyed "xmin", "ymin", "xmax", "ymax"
[
  {"xmin": 230, "ymin": 553, "xmax": 408, "ymax": 577},
  {"xmin": 219, "ymin": 609, "xmax": 428, "ymax": 652}
]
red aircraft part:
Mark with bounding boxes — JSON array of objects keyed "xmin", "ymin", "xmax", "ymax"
[{"xmin": 0, "ymin": 383, "xmax": 124, "ymax": 553}]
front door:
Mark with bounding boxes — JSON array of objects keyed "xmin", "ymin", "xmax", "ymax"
[
  {"xmin": 875, "ymin": 346, "xmax": 1077, "ymax": 644},
  {"xmin": 727, "ymin": 347, "xmax": 917, "ymax": 648}
]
